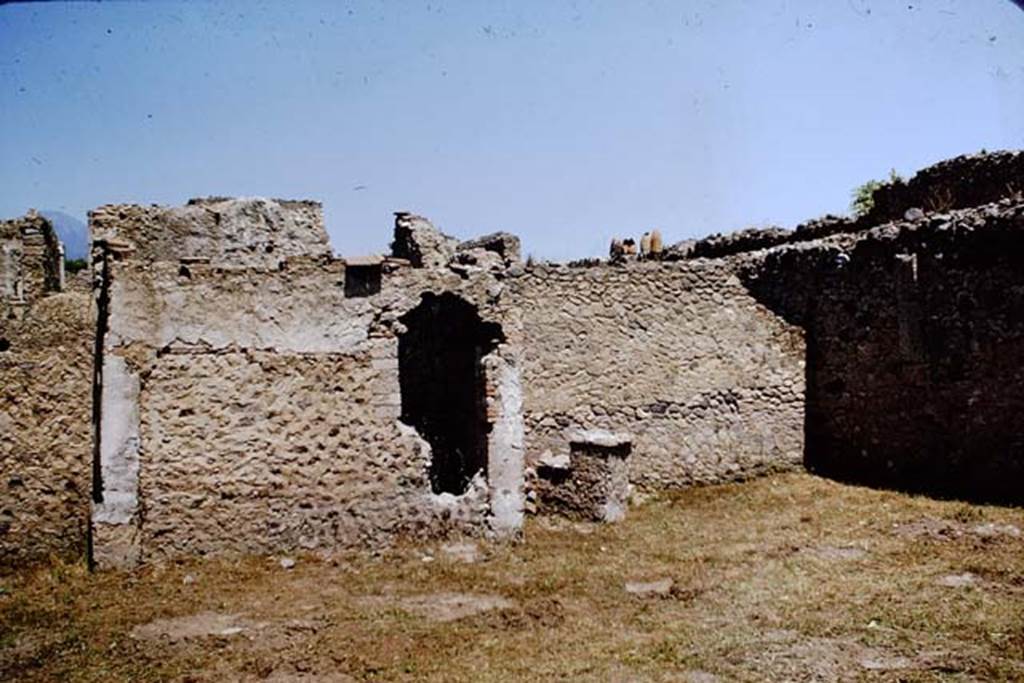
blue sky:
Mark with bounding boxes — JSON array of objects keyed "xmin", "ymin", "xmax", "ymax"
[{"xmin": 1, "ymin": 1, "xmax": 1022, "ymax": 261}]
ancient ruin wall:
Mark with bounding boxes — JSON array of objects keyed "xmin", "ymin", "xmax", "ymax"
[
  {"xmin": 678, "ymin": 150, "xmax": 1024, "ymax": 260},
  {"xmin": 1, "ymin": 214, "xmax": 92, "ymax": 565},
  {"xmin": 512, "ymin": 261, "xmax": 806, "ymax": 490},
  {"xmin": 89, "ymin": 197, "xmax": 331, "ymax": 267},
  {"xmin": 2, "ymin": 212, "xmax": 64, "ymax": 316},
  {"xmin": 745, "ymin": 197, "xmax": 1024, "ymax": 503},
  {"xmin": 91, "ymin": 200, "xmax": 524, "ymax": 567}
]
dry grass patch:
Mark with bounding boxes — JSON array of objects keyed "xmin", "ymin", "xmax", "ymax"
[{"xmin": 2, "ymin": 472, "xmax": 1023, "ymax": 681}]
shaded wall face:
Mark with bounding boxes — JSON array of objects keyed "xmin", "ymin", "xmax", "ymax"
[
  {"xmin": 512, "ymin": 263, "xmax": 806, "ymax": 489},
  {"xmin": 1, "ymin": 215, "xmax": 64, "ymax": 312},
  {"xmin": 804, "ymin": 226, "xmax": 1024, "ymax": 503}
]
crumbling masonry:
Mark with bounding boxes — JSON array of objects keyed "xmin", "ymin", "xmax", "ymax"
[{"xmin": 1, "ymin": 151, "xmax": 1022, "ymax": 568}]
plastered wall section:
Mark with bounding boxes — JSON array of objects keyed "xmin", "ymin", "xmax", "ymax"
[
  {"xmin": 89, "ymin": 198, "xmax": 331, "ymax": 267},
  {"xmin": 93, "ymin": 251, "xmax": 524, "ymax": 567},
  {"xmin": 511, "ymin": 260, "xmax": 806, "ymax": 490},
  {"xmin": 0, "ymin": 291, "xmax": 95, "ymax": 564}
]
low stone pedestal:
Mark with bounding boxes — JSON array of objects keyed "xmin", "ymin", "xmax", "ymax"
[{"xmin": 535, "ymin": 430, "xmax": 632, "ymax": 522}]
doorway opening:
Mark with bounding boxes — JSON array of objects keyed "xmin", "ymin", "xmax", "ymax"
[{"xmin": 398, "ymin": 293, "xmax": 503, "ymax": 494}]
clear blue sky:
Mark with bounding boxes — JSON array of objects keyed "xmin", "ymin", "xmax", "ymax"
[{"xmin": 1, "ymin": 1, "xmax": 1022, "ymax": 261}]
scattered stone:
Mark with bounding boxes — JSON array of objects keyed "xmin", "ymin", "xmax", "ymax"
[
  {"xmin": 970, "ymin": 523, "xmax": 1021, "ymax": 539},
  {"xmin": 130, "ymin": 612, "xmax": 247, "ymax": 641},
  {"xmin": 440, "ymin": 541, "xmax": 481, "ymax": 563},
  {"xmin": 808, "ymin": 545, "xmax": 868, "ymax": 561},
  {"xmin": 279, "ymin": 557, "xmax": 296, "ymax": 570},
  {"xmin": 262, "ymin": 673, "xmax": 357, "ymax": 683},
  {"xmin": 893, "ymin": 517, "xmax": 959, "ymax": 540},
  {"xmin": 859, "ymin": 654, "xmax": 914, "ymax": 671},
  {"xmin": 182, "ymin": 573, "xmax": 196, "ymax": 585},
  {"xmin": 894, "ymin": 517, "xmax": 1022, "ymax": 542},
  {"xmin": 361, "ymin": 592, "xmax": 515, "ymax": 623},
  {"xmin": 625, "ymin": 578, "xmax": 674, "ymax": 596},
  {"xmin": 937, "ymin": 572, "xmax": 979, "ymax": 588},
  {"xmin": 682, "ymin": 671, "xmax": 720, "ymax": 683}
]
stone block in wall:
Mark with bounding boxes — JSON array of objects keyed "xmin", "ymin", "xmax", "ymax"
[
  {"xmin": 535, "ymin": 430, "xmax": 631, "ymax": 523},
  {"xmin": 90, "ymin": 516, "xmax": 142, "ymax": 569},
  {"xmin": 390, "ymin": 212, "xmax": 458, "ymax": 268},
  {"xmin": 458, "ymin": 232, "xmax": 522, "ymax": 265}
]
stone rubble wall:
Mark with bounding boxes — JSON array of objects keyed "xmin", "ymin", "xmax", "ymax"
[
  {"xmin": 673, "ymin": 150, "xmax": 1023, "ymax": 260},
  {"xmin": 0, "ymin": 213, "xmax": 93, "ymax": 563},
  {"xmin": 744, "ymin": 196, "xmax": 1024, "ymax": 503},
  {"xmin": 89, "ymin": 197, "xmax": 331, "ymax": 268},
  {"xmin": 5, "ymin": 149, "xmax": 1023, "ymax": 567},
  {"xmin": 511, "ymin": 260, "xmax": 806, "ymax": 491},
  {"xmin": 2, "ymin": 212, "xmax": 64, "ymax": 316},
  {"xmin": 91, "ymin": 202, "xmax": 525, "ymax": 566}
]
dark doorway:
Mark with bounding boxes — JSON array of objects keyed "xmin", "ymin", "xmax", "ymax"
[{"xmin": 398, "ymin": 293, "xmax": 503, "ymax": 494}]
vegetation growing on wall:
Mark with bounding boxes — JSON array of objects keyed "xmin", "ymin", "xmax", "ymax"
[
  {"xmin": 850, "ymin": 168, "xmax": 904, "ymax": 217},
  {"xmin": 64, "ymin": 258, "xmax": 87, "ymax": 275}
]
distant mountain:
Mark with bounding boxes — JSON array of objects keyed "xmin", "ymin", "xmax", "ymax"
[{"xmin": 40, "ymin": 210, "xmax": 89, "ymax": 260}]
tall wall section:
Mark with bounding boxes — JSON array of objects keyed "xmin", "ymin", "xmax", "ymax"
[
  {"xmin": 0, "ymin": 213, "xmax": 93, "ymax": 565},
  {"xmin": 512, "ymin": 260, "xmax": 806, "ymax": 490},
  {"xmin": 90, "ymin": 200, "xmax": 524, "ymax": 568},
  {"xmin": 744, "ymin": 195, "xmax": 1024, "ymax": 503}
]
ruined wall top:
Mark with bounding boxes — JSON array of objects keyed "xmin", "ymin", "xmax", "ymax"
[
  {"xmin": 668, "ymin": 149, "xmax": 1023, "ymax": 260},
  {"xmin": 1, "ymin": 210, "xmax": 64, "ymax": 307},
  {"xmin": 89, "ymin": 197, "xmax": 331, "ymax": 267},
  {"xmin": 390, "ymin": 212, "xmax": 523, "ymax": 272}
]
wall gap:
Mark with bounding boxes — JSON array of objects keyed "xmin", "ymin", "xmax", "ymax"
[{"xmin": 398, "ymin": 292, "xmax": 503, "ymax": 494}]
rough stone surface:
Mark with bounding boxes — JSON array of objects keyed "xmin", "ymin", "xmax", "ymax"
[
  {"xmin": 2, "ymin": 211, "xmax": 64, "ymax": 315},
  {"xmin": 457, "ymin": 231, "xmax": 522, "ymax": 265},
  {"xmin": 536, "ymin": 435, "xmax": 632, "ymax": 522},
  {"xmin": 90, "ymin": 201, "xmax": 526, "ymax": 567},
  {"xmin": 513, "ymin": 261, "xmax": 806, "ymax": 492},
  {"xmin": 745, "ymin": 196, "xmax": 1024, "ymax": 502},
  {"xmin": 672, "ymin": 150, "xmax": 1024, "ymax": 260},
  {"xmin": 89, "ymin": 197, "xmax": 330, "ymax": 267},
  {"xmin": 390, "ymin": 212, "xmax": 459, "ymax": 268},
  {"xmin": 4, "ymin": 149, "xmax": 1024, "ymax": 567},
  {"xmin": 0, "ymin": 290, "xmax": 94, "ymax": 563}
]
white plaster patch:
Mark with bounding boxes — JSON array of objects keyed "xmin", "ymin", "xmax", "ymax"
[{"xmin": 94, "ymin": 354, "xmax": 140, "ymax": 525}]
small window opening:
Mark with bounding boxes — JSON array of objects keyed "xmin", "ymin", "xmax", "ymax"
[{"xmin": 344, "ymin": 264, "xmax": 382, "ymax": 298}]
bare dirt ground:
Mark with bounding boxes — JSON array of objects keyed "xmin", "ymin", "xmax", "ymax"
[{"xmin": 2, "ymin": 472, "xmax": 1023, "ymax": 682}]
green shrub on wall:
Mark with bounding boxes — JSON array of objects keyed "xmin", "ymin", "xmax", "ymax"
[{"xmin": 850, "ymin": 169, "xmax": 904, "ymax": 218}]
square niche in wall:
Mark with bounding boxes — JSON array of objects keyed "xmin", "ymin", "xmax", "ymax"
[{"xmin": 344, "ymin": 258, "xmax": 383, "ymax": 298}]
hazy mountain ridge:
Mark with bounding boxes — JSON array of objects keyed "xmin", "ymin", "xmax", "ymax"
[{"xmin": 40, "ymin": 210, "xmax": 89, "ymax": 260}]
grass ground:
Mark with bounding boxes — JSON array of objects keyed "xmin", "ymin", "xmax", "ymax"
[{"xmin": 2, "ymin": 472, "xmax": 1023, "ymax": 682}]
